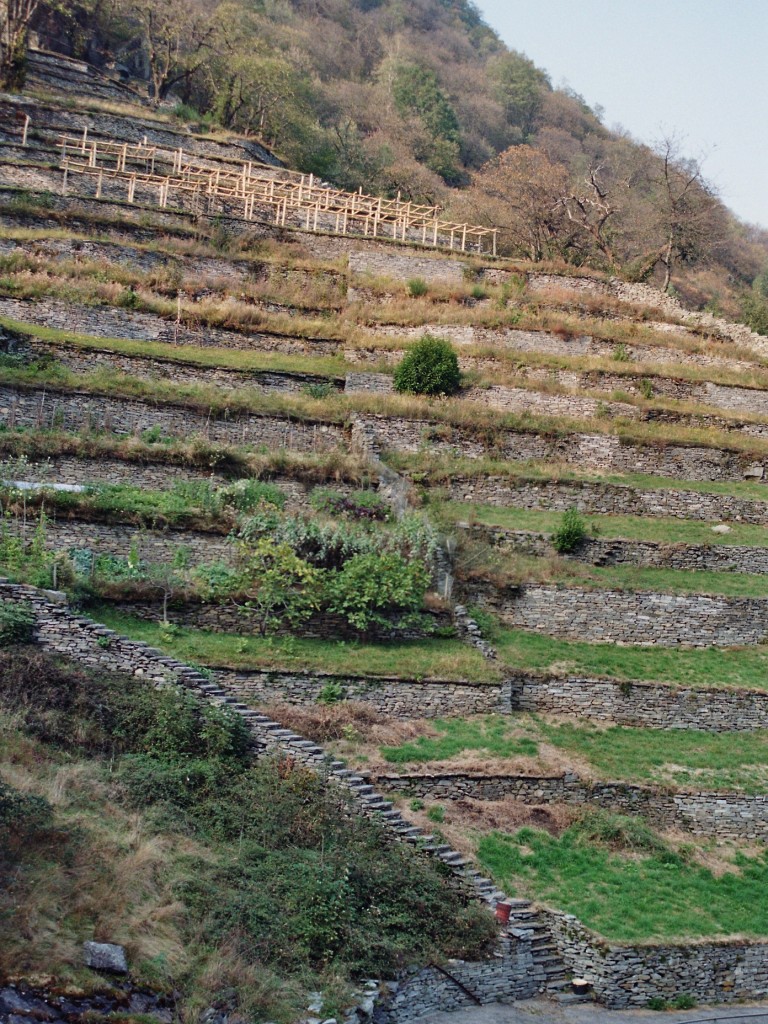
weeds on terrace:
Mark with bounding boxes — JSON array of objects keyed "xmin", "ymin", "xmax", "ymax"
[
  {"xmin": 9, "ymin": 357, "xmax": 768, "ymax": 463},
  {"xmin": 0, "ymin": 650, "xmax": 497, "ymax": 1018},
  {"xmin": 478, "ymin": 811, "xmax": 768, "ymax": 941},
  {"xmin": 0, "ymin": 427, "xmax": 371, "ymax": 485}
]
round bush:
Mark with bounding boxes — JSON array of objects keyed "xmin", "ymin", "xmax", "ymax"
[{"xmin": 393, "ymin": 334, "xmax": 461, "ymax": 396}]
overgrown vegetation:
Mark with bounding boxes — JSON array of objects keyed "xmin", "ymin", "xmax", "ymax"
[{"xmin": 0, "ymin": 649, "xmax": 497, "ymax": 1017}]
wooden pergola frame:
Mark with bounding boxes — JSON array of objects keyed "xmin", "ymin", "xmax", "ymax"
[{"xmin": 57, "ymin": 130, "xmax": 498, "ymax": 254}]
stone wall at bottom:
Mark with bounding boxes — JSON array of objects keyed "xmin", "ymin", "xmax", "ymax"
[
  {"xmin": 546, "ymin": 911, "xmax": 768, "ymax": 1009},
  {"xmin": 380, "ymin": 935, "xmax": 536, "ymax": 1023}
]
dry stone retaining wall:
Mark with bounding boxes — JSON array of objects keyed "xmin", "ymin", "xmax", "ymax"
[
  {"xmin": 218, "ymin": 664, "xmax": 768, "ymax": 733},
  {"xmin": 2, "ymin": 332, "xmax": 342, "ymax": 395},
  {"xmin": 0, "ymin": 295, "xmax": 339, "ymax": 355},
  {"xmin": 474, "ymin": 525, "xmax": 768, "ymax": 574},
  {"xmin": 448, "ymin": 475, "xmax": 768, "ymax": 524},
  {"xmin": 547, "ymin": 911, "xmax": 768, "ymax": 1009},
  {"xmin": 361, "ymin": 415, "xmax": 762, "ymax": 484},
  {"xmin": 509, "ymin": 671, "xmax": 768, "ymax": 732},
  {"xmin": 219, "ymin": 668, "xmax": 504, "ymax": 718},
  {"xmin": 371, "ymin": 770, "xmax": 768, "ymax": 841},
  {"xmin": 12, "ymin": 514, "xmax": 233, "ymax": 566},
  {"xmin": 0, "ymin": 385, "xmax": 346, "ymax": 452},
  {"xmin": 472, "ymin": 583, "xmax": 768, "ymax": 647}
]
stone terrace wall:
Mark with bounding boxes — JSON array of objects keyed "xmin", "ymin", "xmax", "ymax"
[
  {"xmin": 371, "ymin": 770, "xmax": 768, "ymax": 842},
  {"xmin": 12, "ymin": 514, "xmax": 233, "ymax": 566},
  {"xmin": 0, "ymin": 296, "xmax": 339, "ymax": 356},
  {"xmin": 361, "ymin": 416, "xmax": 764, "ymax": 484},
  {"xmin": 219, "ymin": 664, "xmax": 768, "ymax": 733},
  {"xmin": 382, "ymin": 937, "xmax": 536, "ymax": 1024},
  {"xmin": 361, "ymin": 321, "xmax": 760, "ymax": 376},
  {"xmin": 219, "ymin": 668, "xmax": 504, "ymax": 718},
  {"xmin": 474, "ymin": 525, "xmax": 768, "ymax": 575},
  {"xmin": 2, "ymin": 333, "xmax": 343, "ymax": 395},
  {"xmin": 472, "ymin": 583, "xmax": 768, "ymax": 647},
  {"xmin": 509, "ymin": 671, "xmax": 768, "ymax": 732},
  {"xmin": 349, "ymin": 249, "xmax": 467, "ymax": 285},
  {"xmin": 447, "ymin": 475, "xmax": 768, "ymax": 524},
  {"xmin": 0, "ymin": 385, "xmax": 346, "ymax": 452},
  {"xmin": 0, "ymin": 454, "xmax": 227, "ymax": 489},
  {"xmin": 547, "ymin": 911, "xmax": 768, "ymax": 1009},
  {"xmin": 0, "ymin": 234, "xmax": 255, "ymax": 287}
]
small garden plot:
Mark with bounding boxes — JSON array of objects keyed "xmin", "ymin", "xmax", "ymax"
[
  {"xmin": 380, "ymin": 716, "xmax": 538, "ymax": 765},
  {"xmin": 479, "ymin": 814, "xmax": 768, "ymax": 941}
]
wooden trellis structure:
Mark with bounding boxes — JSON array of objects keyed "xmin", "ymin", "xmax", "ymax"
[{"xmin": 57, "ymin": 129, "xmax": 498, "ymax": 254}]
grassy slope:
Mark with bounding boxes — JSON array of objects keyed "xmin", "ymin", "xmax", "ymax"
[{"xmin": 479, "ymin": 826, "xmax": 768, "ymax": 942}]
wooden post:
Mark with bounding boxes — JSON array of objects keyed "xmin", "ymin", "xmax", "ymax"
[
  {"xmin": 313, "ymin": 204, "xmax": 319, "ymax": 231},
  {"xmin": 89, "ymin": 142, "xmax": 97, "ymax": 168},
  {"xmin": 492, "ymin": 230, "xmax": 498, "ymax": 257},
  {"xmin": 21, "ymin": 115, "xmax": 29, "ymax": 147},
  {"xmin": 433, "ymin": 220, "xmax": 438, "ymax": 247},
  {"xmin": 127, "ymin": 175, "xmax": 136, "ymax": 203},
  {"xmin": 449, "ymin": 228, "xmax": 455, "ymax": 250},
  {"xmin": 96, "ymin": 168, "xmax": 103, "ymax": 198},
  {"xmin": 81, "ymin": 126, "xmax": 88, "ymax": 153},
  {"xmin": 461, "ymin": 224, "xmax": 467, "ymax": 252},
  {"xmin": 120, "ymin": 143, "xmax": 127, "ymax": 172}
]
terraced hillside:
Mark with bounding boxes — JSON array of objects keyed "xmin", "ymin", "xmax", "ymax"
[{"xmin": 4, "ymin": 50, "xmax": 768, "ymax": 1017}]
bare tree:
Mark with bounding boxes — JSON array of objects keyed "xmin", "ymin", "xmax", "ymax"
[
  {"xmin": 0, "ymin": 0, "xmax": 41, "ymax": 89},
  {"xmin": 558, "ymin": 165, "xmax": 619, "ymax": 268},
  {"xmin": 651, "ymin": 135, "xmax": 722, "ymax": 292},
  {"xmin": 115, "ymin": 0, "xmax": 217, "ymax": 104}
]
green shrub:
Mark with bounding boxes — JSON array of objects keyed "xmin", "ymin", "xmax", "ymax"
[
  {"xmin": 393, "ymin": 335, "xmax": 461, "ymax": 396},
  {"xmin": 672, "ymin": 994, "xmax": 696, "ymax": 1010},
  {"xmin": 407, "ymin": 277, "xmax": 428, "ymax": 297},
  {"xmin": 647, "ymin": 997, "xmax": 669, "ymax": 1011},
  {"xmin": 427, "ymin": 804, "xmax": 445, "ymax": 823},
  {"xmin": 318, "ymin": 680, "xmax": 345, "ymax": 704},
  {"xmin": 470, "ymin": 285, "xmax": 488, "ymax": 300},
  {"xmin": 551, "ymin": 508, "xmax": 587, "ymax": 554},
  {"xmin": 639, "ymin": 378, "xmax": 654, "ymax": 399},
  {"xmin": 326, "ymin": 550, "xmax": 430, "ymax": 631},
  {"xmin": 613, "ymin": 342, "xmax": 629, "ymax": 362},
  {"xmin": 0, "ymin": 600, "xmax": 35, "ymax": 645}
]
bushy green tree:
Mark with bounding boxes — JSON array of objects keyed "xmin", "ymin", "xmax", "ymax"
[
  {"xmin": 326, "ymin": 551, "xmax": 429, "ymax": 631},
  {"xmin": 393, "ymin": 334, "xmax": 461, "ymax": 396}
]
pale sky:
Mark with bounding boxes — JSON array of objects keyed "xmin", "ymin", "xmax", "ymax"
[{"xmin": 473, "ymin": 0, "xmax": 768, "ymax": 230}]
